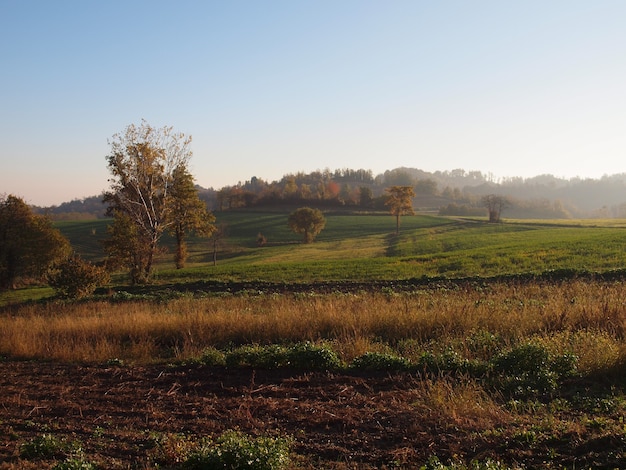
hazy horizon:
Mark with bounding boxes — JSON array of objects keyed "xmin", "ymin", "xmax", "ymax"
[{"xmin": 2, "ymin": 1, "xmax": 625, "ymax": 206}]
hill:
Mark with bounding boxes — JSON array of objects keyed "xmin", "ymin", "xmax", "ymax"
[{"xmin": 33, "ymin": 167, "xmax": 626, "ymax": 220}]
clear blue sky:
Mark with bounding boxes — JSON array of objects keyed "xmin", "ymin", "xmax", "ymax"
[{"xmin": 1, "ymin": 1, "xmax": 625, "ymax": 206}]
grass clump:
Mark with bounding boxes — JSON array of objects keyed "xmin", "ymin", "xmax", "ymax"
[{"xmin": 182, "ymin": 430, "xmax": 291, "ymax": 470}]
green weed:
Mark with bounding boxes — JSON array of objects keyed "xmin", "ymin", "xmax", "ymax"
[
  {"xmin": 183, "ymin": 430, "xmax": 291, "ymax": 470},
  {"xmin": 20, "ymin": 433, "xmax": 81, "ymax": 459},
  {"xmin": 350, "ymin": 351, "xmax": 411, "ymax": 371}
]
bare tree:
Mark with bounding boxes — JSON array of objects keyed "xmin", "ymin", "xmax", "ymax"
[
  {"xmin": 481, "ymin": 194, "xmax": 509, "ymax": 223},
  {"xmin": 209, "ymin": 224, "xmax": 228, "ymax": 266}
]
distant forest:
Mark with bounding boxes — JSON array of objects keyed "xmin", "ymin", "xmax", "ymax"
[{"xmin": 34, "ymin": 167, "xmax": 626, "ymax": 220}]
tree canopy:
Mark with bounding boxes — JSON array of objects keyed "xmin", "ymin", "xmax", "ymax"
[
  {"xmin": 103, "ymin": 120, "xmax": 213, "ymax": 283},
  {"xmin": 0, "ymin": 194, "xmax": 71, "ymax": 289},
  {"xmin": 385, "ymin": 186, "xmax": 416, "ymax": 234},
  {"xmin": 482, "ymin": 194, "xmax": 509, "ymax": 223},
  {"xmin": 288, "ymin": 207, "xmax": 326, "ymax": 243},
  {"xmin": 168, "ymin": 165, "xmax": 216, "ymax": 268}
]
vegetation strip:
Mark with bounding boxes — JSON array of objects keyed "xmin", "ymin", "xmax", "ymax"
[{"xmin": 100, "ymin": 267, "xmax": 626, "ymax": 298}]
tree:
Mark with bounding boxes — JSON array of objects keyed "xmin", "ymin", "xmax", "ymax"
[
  {"xmin": 385, "ymin": 186, "xmax": 415, "ymax": 234},
  {"xmin": 288, "ymin": 207, "xmax": 326, "ymax": 243},
  {"xmin": 103, "ymin": 120, "xmax": 194, "ymax": 283},
  {"xmin": 209, "ymin": 224, "xmax": 228, "ymax": 266},
  {"xmin": 168, "ymin": 166, "xmax": 216, "ymax": 269},
  {"xmin": 359, "ymin": 186, "xmax": 373, "ymax": 208},
  {"xmin": 482, "ymin": 194, "xmax": 509, "ymax": 222},
  {"xmin": 0, "ymin": 194, "xmax": 71, "ymax": 289}
]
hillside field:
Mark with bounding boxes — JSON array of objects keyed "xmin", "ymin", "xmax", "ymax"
[
  {"xmin": 2, "ymin": 211, "xmax": 626, "ymax": 468},
  {"xmin": 54, "ymin": 211, "xmax": 626, "ymax": 285}
]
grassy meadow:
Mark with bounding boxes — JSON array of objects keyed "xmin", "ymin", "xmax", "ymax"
[
  {"xmin": 3, "ymin": 211, "xmax": 626, "ymax": 468},
  {"xmin": 53, "ymin": 211, "xmax": 626, "ymax": 283}
]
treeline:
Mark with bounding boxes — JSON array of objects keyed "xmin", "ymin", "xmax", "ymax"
[
  {"xmin": 394, "ymin": 168, "xmax": 626, "ymax": 217},
  {"xmin": 213, "ymin": 169, "xmax": 383, "ymax": 211},
  {"xmin": 34, "ymin": 167, "xmax": 626, "ymax": 220}
]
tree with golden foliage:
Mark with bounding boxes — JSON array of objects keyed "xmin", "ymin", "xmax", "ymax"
[
  {"xmin": 385, "ymin": 186, "xmax": 416, "ymax": 234},
  {"xmin": 288, "ymin": 207, "xmax": 326, "ymax": 243},
  {"xmin": 103, "ymin": 121, "xmax": 212, "ymax": 283}
]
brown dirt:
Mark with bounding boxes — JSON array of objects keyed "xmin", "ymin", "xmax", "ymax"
[
  {"xmin": 0, "ymin": 361, "xmax": 502, "ymax": 469},
  {"xmin": 1, "ymin": 360, "xmax": 623, "ymax": 469}
]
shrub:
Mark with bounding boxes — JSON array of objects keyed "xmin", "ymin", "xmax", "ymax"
[
  {"xmin": 224, "ymin": 342, "xmax": 343, "ymax": 371},
  {"xmin": 183, "ymin": 430, "xmax": 291, "ymax": 470},
  {"xmin": 225, "ymin": 344, "xmax": 289, "ymax": 369},
  {"xmin": 286, "ymin": 342, "xmax": 343, "ymax": 370},
  {"xmin": 47, "ymin": 255, "xmax": 110, "ymax": 299},
  {"xmin": 199, "ymin": 347, "xmax": 227, "ymax": 367},
  {"xmin": 490, "ymin": 343, "xmax": 577, "ymax": 397}
]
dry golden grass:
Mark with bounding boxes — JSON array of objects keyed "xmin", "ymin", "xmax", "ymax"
[
  {"xmin": 412, "ymin": 378, "xmax": 512, "ymax": 432},
  {"xmin": 1, "ymin": 279, "xmax": 625, "ymax": 366}
]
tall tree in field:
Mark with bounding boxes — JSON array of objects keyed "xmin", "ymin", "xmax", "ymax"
[
  {"xmin": 0, "ymin": 194, "xmax": 71, "ymax": 289},
  {"xmin": 103, "ymin": 120, "xmax": 194, "ymax": 283},
  {"xmin": 288, "ymin": 207, "xmax": 326, "ymax": 243},
  {"xmin": 482, "ymin": 194, "xmax": 509, "ymax": 223},
  {"xmin": 385, "ymin": 186, "xmax": 415, "ymax": 234},
  {"xmin": 168, "ymin": 165, "xmax": 216, "ymax": 269}
]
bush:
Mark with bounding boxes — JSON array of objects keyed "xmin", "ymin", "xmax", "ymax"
[
  {"xmin": 490, "ymin": 343, "xmax": 577, "ymax": 397},
  {"xmin": 286, "ymin": 342, "xmax": 343, "ymax": 370},
  {"xmin": 224, "ymin": 342, "xmax": 343, "ymax": 371},
  {"xmin": 183, "ymin": 430, "xmax": 291, "ymax": 470},
  {"xmin": 225, "ymin": 344, "xmax": 289, "ymax": 369},
  {"xmin": 199, "ymin": 347, "xmax": 227, "ymax": 367},
  {"xmin": 47, "ymin": 255, "xmax": 110, "ymax": 299}
]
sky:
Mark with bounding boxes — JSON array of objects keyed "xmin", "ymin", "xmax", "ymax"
[{"xmin": 1, "ymin": 1, "xmax": 625, "ymax": 206}]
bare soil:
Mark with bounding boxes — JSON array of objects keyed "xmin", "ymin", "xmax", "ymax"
[{"xmin": 1, "ymin": 361, "xmax": 624, "ymax": 469}]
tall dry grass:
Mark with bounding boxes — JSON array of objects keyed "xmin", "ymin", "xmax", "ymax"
[{"xmin": 1, "ymin": 280, "xmax": 625, "ymax": 366}]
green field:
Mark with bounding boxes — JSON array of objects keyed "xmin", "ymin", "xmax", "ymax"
[{"xmin": 54, "ymin": 211, "xmax": 626, "ymax": 284}]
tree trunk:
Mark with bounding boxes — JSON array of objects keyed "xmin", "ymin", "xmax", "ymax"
[{"xmin": 175, "ymin": 229, "xmax": 186, "ymax": 269}]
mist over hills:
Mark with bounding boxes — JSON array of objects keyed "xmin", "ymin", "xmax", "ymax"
[{"xmin": 33, "ymin": 168, "xmax": 626, "ymax": 220}]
